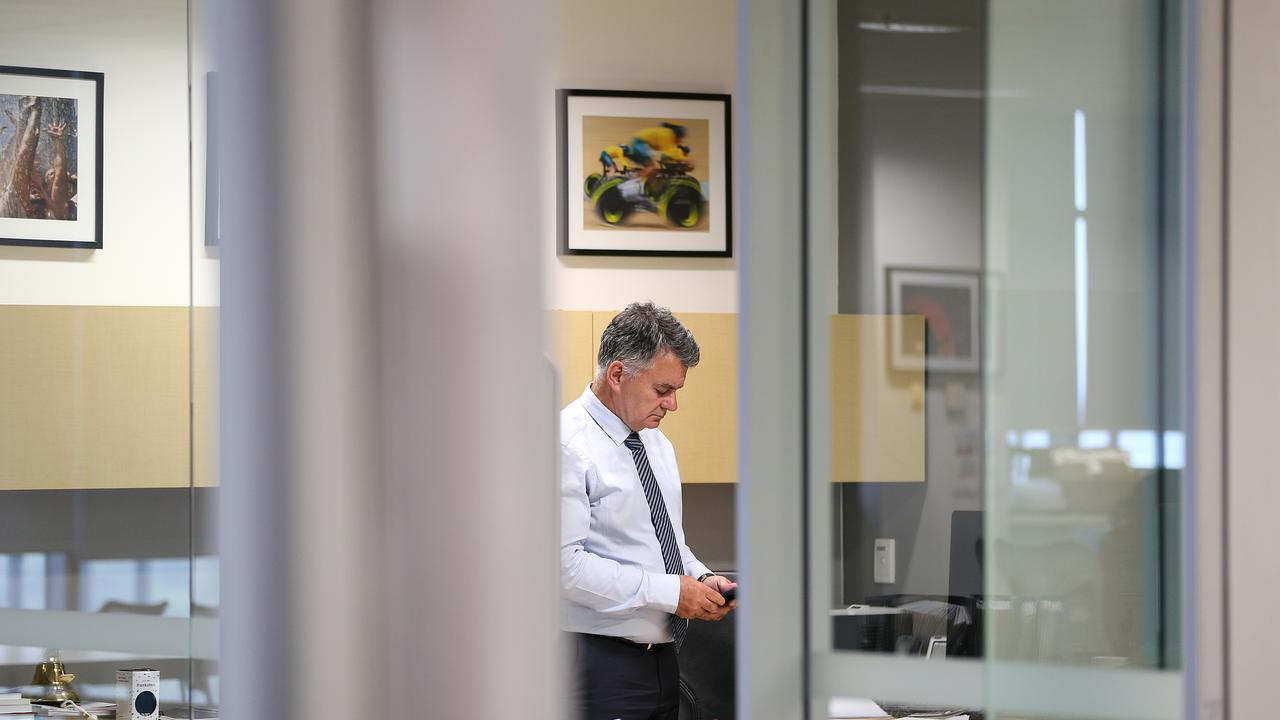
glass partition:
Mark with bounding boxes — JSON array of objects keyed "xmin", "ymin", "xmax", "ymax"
[
  {"xmin": 190, "ymin": 0, "xmax": 221, "ymax": 711},
  {"xmin": 813, "ymin": 0, "xmax": 1186, "ymax": 717},
  {"xmin": 0, "ymin": 1, "xmax": 213, "ymax": 715}
]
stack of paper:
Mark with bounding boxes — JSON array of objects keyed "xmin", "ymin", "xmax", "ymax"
[
  {"xmin": 0, "ymin": 693, "xmax": 33, "ymax": 715},
  {"xmin": 32, "ymin": 702, "xmax": 115, "ymax": 718},
  {"xmin": 829, "ymin": 697, "xmax": 889, "ymax": 718}
]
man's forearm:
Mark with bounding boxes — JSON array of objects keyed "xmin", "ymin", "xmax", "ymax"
[{"xmin": 561, "ymin": 546, "xmax": 681, "ymax": 615}]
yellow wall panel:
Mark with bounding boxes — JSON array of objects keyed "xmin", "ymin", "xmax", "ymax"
[
  {"xmin": 0, "ymin": 306, "xmax": 191, "ymax": 490},
  {"xmin": 193, "ymin": 307, "xmax": 218, "ymax": 488},
  {"xmin": 547, "ymin": 310, "xmax": 595, "ymax": 409},
  {"xmin": 593, "ymin": 311, "xmax": 737, "ymax": 484},
  {"xmin": 831, "ymin": 314, "xmax": 926, "ymax": 482}
]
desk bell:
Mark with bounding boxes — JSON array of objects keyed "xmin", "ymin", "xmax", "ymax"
[{"xmin": 32, "ymin": 655, "xmax": 80, "ymax": 704}]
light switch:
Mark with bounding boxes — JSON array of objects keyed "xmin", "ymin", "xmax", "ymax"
[{"xmin": 874, "ymin": 538, "xmax": 895, "ymax": 584}]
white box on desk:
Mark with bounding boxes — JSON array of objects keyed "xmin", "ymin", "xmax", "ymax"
[{"xmin": 116, "ymin": 668, "xmax": 159, "ymax": 720}]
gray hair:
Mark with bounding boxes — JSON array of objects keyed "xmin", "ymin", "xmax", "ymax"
[{"xmin": 595, "ymin": 302, "xmax": 700, "ymax": 379}]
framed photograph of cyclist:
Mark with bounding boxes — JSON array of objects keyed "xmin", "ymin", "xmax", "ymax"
[
  {"xmin": 886, "ymin": 267, "xmax": 980, "ymax": 373},
  {"xmin": 557, "ymin": 89, "xmax": 731, "ymax": 257},
  {"xmin": 0, "ymin": 65, "xmax": 104, "ymax": 249}
]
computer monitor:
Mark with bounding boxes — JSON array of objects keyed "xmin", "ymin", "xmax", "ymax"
[
  {"xmin": 948, "ymin": 510, "xmax": 983, "ymax": 599},
  {"xmin": 947, "ymin": 510, "xmax": 984, "ymax": 657}
]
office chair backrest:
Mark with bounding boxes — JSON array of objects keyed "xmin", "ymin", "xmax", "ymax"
[{"xmin": 678, "ymin": 573, "xmax": 736, "ymax": 720}]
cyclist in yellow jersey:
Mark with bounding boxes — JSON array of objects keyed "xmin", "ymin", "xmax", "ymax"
[
  {"xmin": 598, "ymin": 144, "xmax": 635, "ymax": 174},
  {"xmin": 630, "ymin": 122, "xmax": 694, "ymax": 179}
]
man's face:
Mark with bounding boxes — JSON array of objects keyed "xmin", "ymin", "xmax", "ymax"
[{"xmin": 616, "ymin": 350, "xmax": 688, "ymax": 431}]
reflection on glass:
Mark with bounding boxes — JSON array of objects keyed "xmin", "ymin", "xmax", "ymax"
[
  {"xmin": 991, "ymin": 433, "xmax": 1160, "ymax": 664},
  {"xmin": 828, "ymin": 0, "xmax": 987, "ymax": 664},
  {"xmin": 0, "ymin": 0, "xmax": 212, "ymax": 711},
  {"xmin": 0, "ymin": 489, "xmax": 203, "ymax": 703},
  {"xmin": 825, "ymin": 0, "xmax": 1181, "ymax": 683},
  {"xmin": 984, "ymin": 0, "xmax": 1177, "ymax": 673}
]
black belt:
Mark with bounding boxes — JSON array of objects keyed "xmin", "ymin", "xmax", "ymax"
[{"xmin": 581, "ymin": 633, "xmax": 672, "ymax": 653}]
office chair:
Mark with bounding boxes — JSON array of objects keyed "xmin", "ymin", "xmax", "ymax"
[{"xmin": 678, "ymin": 574, "xmax": 736, "ymax": 720}]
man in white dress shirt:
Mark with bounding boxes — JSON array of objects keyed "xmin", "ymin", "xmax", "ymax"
[{"xmin": 561, "ymin": 301, "xmax": 737, "ymax": 720}]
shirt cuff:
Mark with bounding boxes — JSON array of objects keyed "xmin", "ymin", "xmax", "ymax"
[
  {"xmin": 653, "ymin": 573, "xmax": 683, "ymax": 614},
  {"xmin": 686, "ymin": 561, "xmax": 712, "ymax": 582}
]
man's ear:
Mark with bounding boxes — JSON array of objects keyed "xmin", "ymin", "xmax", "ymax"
[{"xmin": 606, "ymin": 360, "xmax": 626, "ymax": 387}]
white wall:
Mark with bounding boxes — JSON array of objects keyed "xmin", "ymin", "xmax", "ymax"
[
  {"xmin": 544, "ymin": 0, "xmax": 737, "ymax": 313},
  {"xmin": 190, "ymin": 0, "xmax": 219, "ymax": 308},
  {"xmin": 0, "ymin": 0, "xmax": 190, "ymax": 307}
]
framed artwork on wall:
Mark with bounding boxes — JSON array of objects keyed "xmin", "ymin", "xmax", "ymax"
[
  {"xmin": 0, "ymin": 65, "xmax": 104, "ymax": 249},
  {"xmin": 557, "ymin": 89, "xmax": 731, "ymax": 257},
  {"xmin": 204, "ymin": 72, "xmax": 220, "ymax": 246},
  {"xmin": 886, "ymin": 266, "xmax": 980, "ymax": 373}
]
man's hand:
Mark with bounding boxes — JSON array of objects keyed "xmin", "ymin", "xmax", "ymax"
[
  {"xmin": 675, "ymin": 575, "xmax": 736, "ymax": 621},
  {"xmin": 703, "ymin": 574, "xmax": 737, "ymax": 598}
]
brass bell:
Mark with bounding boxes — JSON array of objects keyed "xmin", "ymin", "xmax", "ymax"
[{"xmin": 32, "ymin": 656, "xmax": 80, "ymax": 704}]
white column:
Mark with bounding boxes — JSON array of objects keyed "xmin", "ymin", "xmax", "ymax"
[
  {"xmin": 737, "ymin": 0, "xmax": 807, "ymax": 718},
  {"xmin": 1227, "ymin": 1, "xmax": 1280, "ymax": 717},
  {"xmin": 1187, "ymin": 1, "xmax": 1226, "ymax": 719},
  {"xmin": 217, "ymin": 0, "xmax": 557, "ymax": 717}
]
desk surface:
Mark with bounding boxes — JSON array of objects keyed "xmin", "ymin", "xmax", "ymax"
[{"xmin": 830, "ymin": 605, "xmax": 907, "ymax": 616}]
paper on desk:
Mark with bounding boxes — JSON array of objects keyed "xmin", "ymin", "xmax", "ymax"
[
  {"xmin": 830, "ymin": 698, "xmax": 969, "ymax": 720},
  {"xmin": 829, "ymin": 697, "xmax": 889, "ymax": 718},
  {"xmin": 33, "ymin": 702, "xmax": 115, "ymax": 717}
]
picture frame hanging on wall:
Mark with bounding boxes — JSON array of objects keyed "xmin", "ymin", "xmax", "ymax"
[
  {"xmin": 0, "ymin": 65, "xmax": 104, "ymax": 249},
  {"xmin": 886, "ymin": 266, "xmax": 981, "ymax": 373},
  {"xmin": 557, "ymin": 89, "xmax": 731, "ymax": 257},
  {"xmin": 204, "ymin": 71, "xmax": 220, "ymax": 246}
]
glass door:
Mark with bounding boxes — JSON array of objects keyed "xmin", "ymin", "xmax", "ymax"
[
  {"xmin": 0, "ymin": 0, "xmax": 206, "ymax": 713},
  {"xmin": 808, "ymin": 0, "xmax": 1189, "ymax": 717}
]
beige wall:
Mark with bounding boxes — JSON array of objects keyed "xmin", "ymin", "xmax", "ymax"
[
  {"xmin": 0, "ymin": 306, "xmax": 215, "ymax": 489},
  {"xmin": 550, "ymin": 310, "xmax": 737, "ymax": 484}
]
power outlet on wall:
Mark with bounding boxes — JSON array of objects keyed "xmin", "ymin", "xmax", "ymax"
[{"xmin": 873, "ymin": 538, "xmax": 895, "ymax": 584}]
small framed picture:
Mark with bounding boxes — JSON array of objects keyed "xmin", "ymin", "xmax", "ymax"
[
  {"xmin": 886, "ymin": 267, "xmax": 980, "ymax": 373},
  {"xmin": 0, "ymin": 65, "xmax": 104, "ymax": 249},
  {"xmin": 557, "ymin": 89, "xmax": 731, "ymax": 257}
]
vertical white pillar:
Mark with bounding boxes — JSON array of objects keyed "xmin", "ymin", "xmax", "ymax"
[
  {"xmin": 218, "ymin": 0, "xmax": 557, "ymax": 717},
  {"xmin": 1187, "ymin": 1, "xmax": 1226, "ymax": 719},
  {"xmin": 1227, "ymin": 1, "xmax": 1280, "ymax": 717},
  {"xmin": 369, "ymin": 0, "xmax": 558, "ymax": 717},
  {"xmin": 737, "ymin": 0, "xmax": 807, "ymax": 718}
]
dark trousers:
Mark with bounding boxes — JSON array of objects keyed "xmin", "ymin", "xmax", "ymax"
[{"xmin": 572, "ymin": 632, "xmax": 680, "ymax": 720}]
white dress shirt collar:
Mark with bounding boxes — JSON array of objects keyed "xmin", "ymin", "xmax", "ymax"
[{"xmin": 580, "ymin": 384, "xmax": 633, "ymax": 447}]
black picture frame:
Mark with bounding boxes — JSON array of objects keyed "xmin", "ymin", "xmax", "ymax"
[
  {"xmin": 0, "ymin": 65, "xmax": 104, "ymax": 249},
  {"xmin": 557, "ymin": 89, "xmax": 732, "ymax": 257},
  {"xmin": 885, "ymin": 266, "xmax": 981, "ymax": 373}
]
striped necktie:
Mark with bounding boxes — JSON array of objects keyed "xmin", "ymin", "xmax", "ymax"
[{"xmin": 623, "ymin": 431, "xmax": 688, "ymax": 650}]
